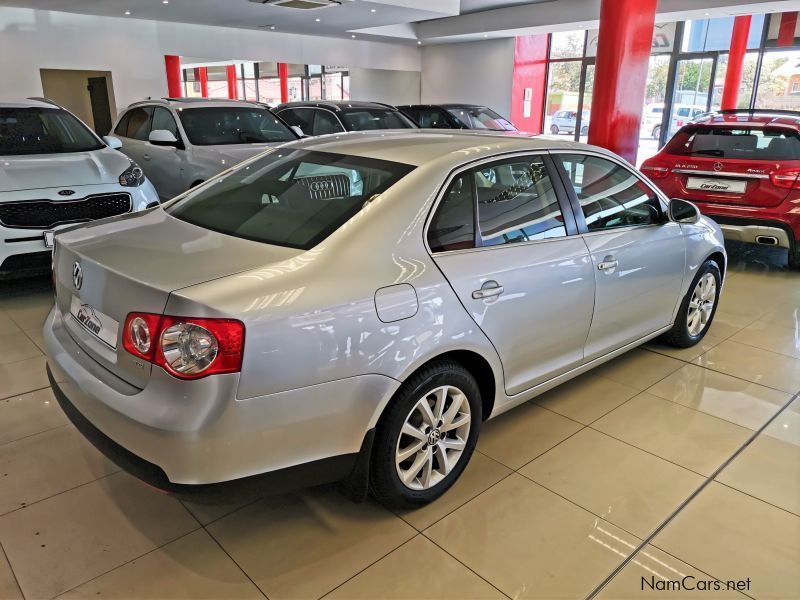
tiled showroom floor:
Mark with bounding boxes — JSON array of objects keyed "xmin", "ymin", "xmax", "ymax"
[{"xmin": 0, "ymin": 242, "xmax": 798, "ymax": 600}]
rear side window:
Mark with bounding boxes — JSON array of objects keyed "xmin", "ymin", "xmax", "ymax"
[
  {"xmin": 428, "ymin": 173, "xmax": 475, "ymax": 252},
  {"xmin": 166, "ymin": 150, "xmax": 414, "ymax": 250},
  {"xmin": 476, "ymin": 156, "xmax": 566, "ymax": 246},
  {"xmin": 126, "ymin": 107, "xmax": 154, "ymax": 141},
  {"xmin": 665, "ymin": 126, "xmax": 800, "ymax": 161},
  {"xmin": 339, "ymin": 109, "xmax": 416, "ymax": 131},
  {"xmin": 557, "ymin": 154, "xmax": 662, "ymax": 231}
]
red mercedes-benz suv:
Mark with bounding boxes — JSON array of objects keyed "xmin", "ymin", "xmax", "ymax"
[{"xmin": 641, "ymin": 110, "xmax": 800, "ymax": 268}]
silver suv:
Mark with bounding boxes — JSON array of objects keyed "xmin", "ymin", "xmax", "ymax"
[{"xmin": 111, "ymin": 98, "xmax": 298, "ymax": 199}]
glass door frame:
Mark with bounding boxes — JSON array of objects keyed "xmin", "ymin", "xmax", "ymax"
[{"xmin": 574, "ymin": 58, "xmax": 595, "ymax": 142}]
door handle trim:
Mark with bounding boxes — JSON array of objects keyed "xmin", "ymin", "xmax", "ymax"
[
  {"xmin": 472, "ymin": 285, "xmax": 504, "ymax": 299},
  {"xmin": 597, "ymin": 260, "xmax": 618, "ymax": 271}
]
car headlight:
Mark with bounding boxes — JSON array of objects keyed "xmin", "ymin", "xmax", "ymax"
[{"xmin": 119, "ymin": 161, "xmax": 145, "ymax": 187}]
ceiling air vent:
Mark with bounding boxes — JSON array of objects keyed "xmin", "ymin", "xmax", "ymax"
[{"xmin": 249, "ymin": 0, "xmax": 351, "ymax": 9}]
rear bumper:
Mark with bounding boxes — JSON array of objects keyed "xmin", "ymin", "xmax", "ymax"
[
  {"xmin": 694, "ymin": 204, "xmax": 799, "ymax": 252},
  {"xmin": 43, "ymin": 307, "xmax": 399, "ymax": 487}
]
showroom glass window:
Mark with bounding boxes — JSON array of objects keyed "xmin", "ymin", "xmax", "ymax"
[
  {"xmin": 0, "ymin": 107, "xmax": 102, "ymax": 155},
  {"xmin": 556, "ymin": 154, "xmax": 663, "ymax": 231},
  {"xmin": 475, "ymin": 156, "xmax": 566, "ymax": 246},
  {"xmin": 428, "ymin": 173, "xmax": 475, "ymax": 252},
  {"xmin": 166, "ymin": 149, "xmax": 414, "ymax": 250}
]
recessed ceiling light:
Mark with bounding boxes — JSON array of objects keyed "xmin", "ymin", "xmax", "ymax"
[
  {"xmin": 417, "ymin": 40, "xmax": 422, "ymax": 45},
  {"xmin": 162, "ymin": 0, "xmax": 168, "ymax": 4},
  {"xmin": 315, "ymin": 17, "xmax": 321, "ymax": 22},
  {"xmin": 483, "ymin": 34, "xmax": 488, "ymax": 38},
  {"xmin": 270, "ymin": 25, "xmax": 276, "ymax": 29},
  {"xmin": 124, "ymin": 10, "xmax": 131, "ymax": 15},
  {"xmin": 370, "ymin": 8, "xmax": 376, "ymax": 12},
  {"xmin": 351, "ymin": 34, "xmax": 356, "ymax": 38}
]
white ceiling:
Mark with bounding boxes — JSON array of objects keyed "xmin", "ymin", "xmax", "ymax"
[{"xmin": 0, "ymin": 0, "xmax": 794, "ymax": 44}]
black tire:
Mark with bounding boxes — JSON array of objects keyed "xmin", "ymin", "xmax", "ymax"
[
  {"xmin": 652, "ymin": 125, "xmax": 661, "ymax": 140},
  {"xmin": 661, "ymin": 259, "xmax": 721, "ymax": 348},
  {"xmin": 788, "ymin": 247, "xmax": 800, "ymax": 270},
  {"xmin": 550, "ymin": 124, "xmax": 560, "ymax": 134},
  {"xmin": 369, "ymin": 359, "xmax": 481, "ymax": 510}
]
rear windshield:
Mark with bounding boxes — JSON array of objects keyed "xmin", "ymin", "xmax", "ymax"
[
  {"xmin": 166, "ymin": 149, "xmax": 415, "ymax": 250},
  {"xmin": 339, "ymin": 108, "xmax": 416, "ymax": 131},
  {"xmin": 446, "ymin": 107, "xmax": 516, "ymax": 131},
  {"xmin": 178, "ymin": 107, "xmax": 297, "ymax": 146},
  {"xmin": 665, "ymin": 126, "xmax": 800, "ymax": 161},
  {"xmin": 0, "ymin": 107, "xmax": 103, "ymax": 155}
]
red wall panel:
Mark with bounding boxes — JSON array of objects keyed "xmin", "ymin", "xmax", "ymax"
[{"xmin": 510, "ymin": 35, "xmax": 549, "ymax": 134}]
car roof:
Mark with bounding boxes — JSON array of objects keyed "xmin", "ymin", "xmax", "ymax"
[
  {"xmin": 286, "ymin": 129, "xmax": 615, "ymax": 169},
  {"xmin": 0, "ymin": 98, "xmax": 63, "ymax": 109},
  {"xmin": 126, "ymin": 98, "xmax": 271, "ymax": 110},
  {"xmin": 691, "ymin": 110, "xmax": 800, "ymax": 131},
  {"xmin": 275, "ymin": 101, "xmax": 398, "ymax": 112}
]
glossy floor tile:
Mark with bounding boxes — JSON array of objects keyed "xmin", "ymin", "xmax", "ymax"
[
  {"xmin": 325, "ymin": 535, "xmax": 505, "ymax": 600},
  {"xmin": 60, "ymin": 530, "xmax": 264, "ymax": 599},
  {"xmin": 0, "ymin": 247, "xmax": 797, "ymax": 599},
  {"xmin": 593, "ymin": 392, "xmax": 752, "ymax": 476},
  {"xmin": 425, "ymin": 474, "xmax": 641, "ymax": 599},
  {"xmin": 206, "ymin": 486, "xmax": 416, "ymax": 599},
  {"xmin": 519, "ymin": 428, "xmax": 703, "ymax": 538},
  {"xmin": 653, "ymin": 482, "xmax": 800, "ymax": 600}
]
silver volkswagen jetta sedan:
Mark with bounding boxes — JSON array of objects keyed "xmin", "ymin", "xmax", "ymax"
[{"xmin": 44, "ymin": 131, "xmax": 725, "ymax": 508}]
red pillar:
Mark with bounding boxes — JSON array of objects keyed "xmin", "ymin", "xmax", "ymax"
[
  {"xmin": 198, "ymin": 67, "xmax": 209, "ymax": 98},
  {"xmin": 164, "ymin": 55, "xmax": 182, "ymax": 98},
  {"xmin": 510, "ymin": 35, "xmax": 549, "ymax": 133},
  {"xmin": 226, "ymin": 65, "xmax": 239, "ymax": 100},
  {"xmin": 278, "ymin": 63, "xmax": 289, "ymax": 103},
  {"xmin": 777, "ymin": 12, "xmax": 798, "ymax": 47},
  {"xmin": 721, "ymin": 15, "xmax": 751, "ymax": 110},
  {"xmin": 587, "ymin": 0, "xmax": 657, "ymax": 164}
]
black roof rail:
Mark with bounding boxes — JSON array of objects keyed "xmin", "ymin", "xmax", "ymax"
[
  {"xmin": 717, "ymin": 108, "xmax": 800, "ymax": 117},
  {"xmin": 26, "ymin": 96, "xmax": 61, "ymax": 107}
]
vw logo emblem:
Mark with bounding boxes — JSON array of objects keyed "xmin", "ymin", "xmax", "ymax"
[
  {"xmin": 72, "ymin": 262, "xmax": 83, "ymax": 290},
  {"xmin": 713, "ymin": 162, "xmax": 723, "ymax": 172},
  {"xmin": 58, "ymin": 189, "xmax": 76, "ymax": 196}
]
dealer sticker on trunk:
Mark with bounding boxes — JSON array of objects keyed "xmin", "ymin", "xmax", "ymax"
[
  {"xmin": 70, "ymin": 295, "xmax": 119, "ymax": 349},
  {"xmin": 686, "ymin": 177, "xmax": 747, "ymax": 194}
]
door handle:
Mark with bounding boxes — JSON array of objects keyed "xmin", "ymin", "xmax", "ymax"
[
  {"xmin": 597, "ymin": 257, "xmax": 618, "ymax": 272},
  {"xmin": 143, "ymin": 153, "xmax": 151, "ymax": 160},
  {"xmin": 472, "ymin": 281, "xmax": 504, "ymax": 300}
]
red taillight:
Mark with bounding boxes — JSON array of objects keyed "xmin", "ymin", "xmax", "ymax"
[
  {"xmin": 770, "ymin": 169, "xmax": 800, "ymax": 190},
  {"xmin": 641, "ymin": 165, "xmax": 671, "ymax": 179},
  {"xmin": 123, "ymin": 312, "xmax": 245, "ymax": 379}
]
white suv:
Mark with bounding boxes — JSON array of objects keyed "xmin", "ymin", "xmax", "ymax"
[
  {"xmin": 111, "ymin": 98, "xmax": 299, "ymax": 200},
  {"xmin": 0, "ymin": 98, "xmax": 158, "ymax": 278}
]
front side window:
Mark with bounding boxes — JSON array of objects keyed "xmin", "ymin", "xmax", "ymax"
[
  {"xmin": 557, "ymin": 154, "xmax": 663, "ymax": 231},
  {"xmin": 665, "ymin": 126, "xmax": 800, "ymax": 161},
  {"xmin": 476, "ymin": 156, "xmax": 566, "ymax": 246},
  {"xmin": 125, "ymin": 106, "xmax": 154, "ymax": 141},
  {"xmin": 412, "ymin": 107, "xmax": 454, "ymax": 129},
  {"xmin": 166, "ymin": 150, "xmax": 414, "ymax": 250},
  {"xmin": 114, "ymin": 111, "xmax": 131, "ymax": 136},
  {"xmin": 312, "ymin": 110, "xmax": 345, "ymax": 135},
  {"xmin": 339, "ymin": 109, "xmax": 416, "ymax": 131},
  {"xmin": 0, "ymin": 107, "xmax": 103, "ymax": 155},
  {"xmin": 277, "ymin": 108, "xmax": 314, "ymax": 135},
  {"xmin": 178, "ymin": 107, "xmax": 296, "ymax": 146},
  {"xmin": 446, "ymin": 107, "xmax": 516, "ymax": 131},
  {"xmin": 151, "ymin": 107, "xmax": 179, "ymax": 138},
  {"xmin": 428, "ymin": 173, "xmax": 475, "ymax": 252}
]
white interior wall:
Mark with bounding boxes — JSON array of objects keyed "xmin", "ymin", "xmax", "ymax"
[
  {"xmin": 349, "ymin": 68, "xmax": 421, "ymax": 104},
  {"xmin": 0, "ymin": 7, "xmax": 421, "ymax": 110},
  {"xmin": 420, "ymin": 39, "xmax": 515, "ymax": 117}
]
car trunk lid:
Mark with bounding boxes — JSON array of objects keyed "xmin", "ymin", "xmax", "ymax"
[{"xmin": 52, "ymin": 208, "xmax": 300, "ymax": 388}]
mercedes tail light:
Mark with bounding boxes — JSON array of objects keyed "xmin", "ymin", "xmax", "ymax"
[
  {"xmin": 770, "ymin": 169, "xmax": 800, "ymax": 190},
  {"xmin": 123, "ymin": 313, "xmax": 244, "ymax": 379},
  {"xmin": 641, "ymin": 165, "xmax": 671, "ymax": 179}
]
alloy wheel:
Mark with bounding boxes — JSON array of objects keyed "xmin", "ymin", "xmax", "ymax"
[
  {"xmin": 395, "ymin": 385, "xmax": 471, "ymax": 490},
  {"xmin": 687, "ymin": 273, "xmax": 716, "ymax": 336}
]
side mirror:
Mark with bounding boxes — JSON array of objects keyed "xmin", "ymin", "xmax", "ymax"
[
  {"xmin": 149, "ymin": 129, "xmax": 180, "ymax": 147},
  {"xmin": 290, "ymin": 125, "xmax": 306, "ymax": 138},
  {"xmin": 669, "ymin": 198, "xmax": 700, "ymax": 224},
  {"xmin": 103, "ymin": 135, "xmax": 123, "ymax": 150}
]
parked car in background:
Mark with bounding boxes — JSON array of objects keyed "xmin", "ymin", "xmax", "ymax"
[
  {"xmin": 45, "ymin": 131, "xmax": 725, "ymax": 509},
  {"xmin": 0, "ymin": 98, "xmax": 158, "ymax": 278},
  {"xmin": 549, "ymin": 110, "xmax": 590, "ymax": 135},
  {"xmin": 641, "ymin": 109, "xmax": 800, "ymax": 268},
  {"xmin": 642, "ymin": 103, "xmax": 665, "ymax": 139},
  {"xmin": 112, "ymin": 98, "xmax": 298, "ymax": 200},
  {"xmin": 275, "ymin": 101, "xmax": 417, "ymax": 136},
  {"xmin": 398, "ymin": 104, "xmax": 519, "ymax": 132}
]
